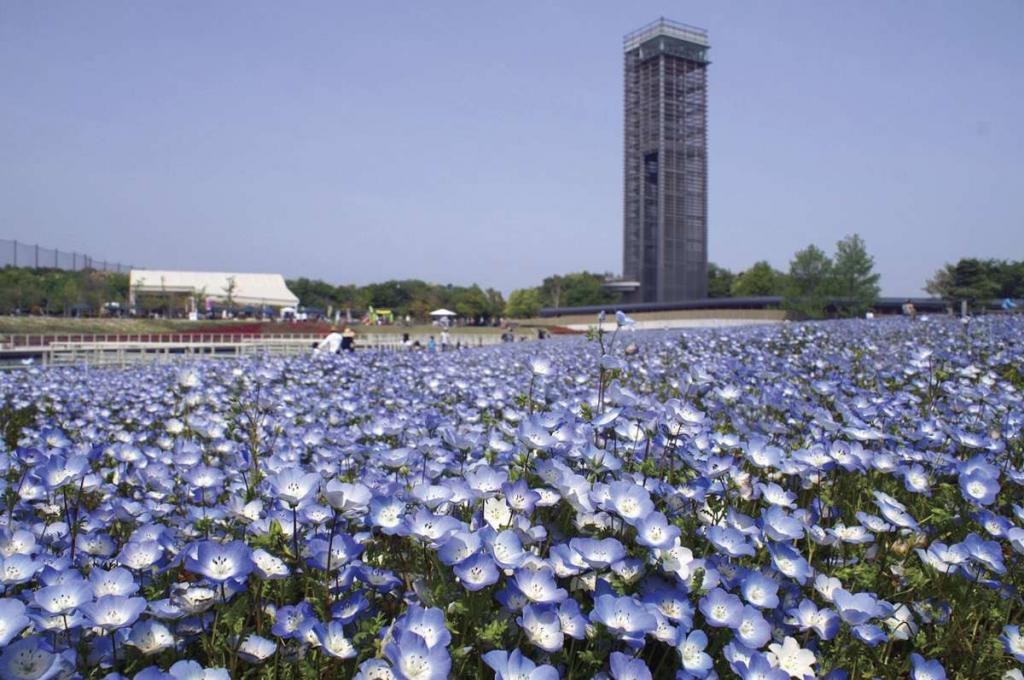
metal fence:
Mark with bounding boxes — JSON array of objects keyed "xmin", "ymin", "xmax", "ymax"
[{"xmin": 0, "ymin": 238, "xmax": 133, "ymax": 273}]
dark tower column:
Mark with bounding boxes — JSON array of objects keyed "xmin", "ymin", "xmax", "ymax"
[{"xmin": 622, "ymin": 19, "xmax": 709, "ymax": 303}]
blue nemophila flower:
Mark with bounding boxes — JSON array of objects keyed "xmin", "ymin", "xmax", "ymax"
[
  {"xmin": 465, "ymin": 466, "xmax": 508, "ymax": 498},
  {"xmin": 961, "ymin": 532, "xmax": 1006, "ymax": 574},
  {"xmin": 916, "ymin": 541, "xmax": 969, "ymax": 574},
  {"xmin": 557, "ymin": 598, "xmax": 587, "ymax": 640},
  {"xmin": 168, "ymin": 660, "xmax": 231, "ymax": 680},
  {"xmin": 185, "ymin": 540, "xmax": 254, "ymax": 584},
  {"xmin": 642, "ymin": 581, "xmax": 694, "ymax": 627},
  {"xmin": 873, "ymin": 494, "xmax": 919, "ymax": 531},
  {"xmin": 0, "ymin": 554, "xmax": 40, "ymax": 585},
  {"xmin": 269, "ymin": 467, "xmax": 320, "ymax": 507},
  {"xmin": 489, "ymin": 530, "xmax": 527, "ymax": 570},
  {"xmin": 116, "ymin": 541, "xmax": 164, "ymax": 571},
  {"xmin": 384, "ymin": 630, "xmax": 451, "ymax": 680},
  {"xmin": 677, "ymin": 629, "xmax": 713, "ymax": 678},
  {"xmin": 902, "ymin": 464, "xmax": 931, "ymax": 495},
  {"xmin": 608, "ymin": 651, "xmax": 652, "ymax": 680},
  {"xmin": 909, "ymin": 653, "xmax": 946, "ymax": 680},
  {"xmin": 127, "ymin": 619, "xmax": 176, "ymax": 655},
  {"xmin": 332, "ymin": 591, "xmax": 370, "ymax": 625},
  {"xmin": 518, "ymin": 420, "xmax": 557, "ymax": 450},
  {"xmin": 529, "ymin": 356, "xmax": 554, "ymax": 377},
  {"xmin": 33, "ymin": 580, "xmax": 94, "ymax": 615},
  {"xmin": 1009, "ymin": 527, "xmax": 1024, "ymax": 556},
  {"xmin": 0, "ymin": 636, "xmax": 69, "ymax": 680},
  {"xmin": 315, "ymin": 620, "xmax": 357, "ymax": 659},
  {"xmin": 517, "ymin": 604, "xmax": 564, "ymax": 653},
  {"xmin": 768, "ymin": 542, "xmax": 814, "ymax": 585},
  {"xmin": 307, "ymin": 533, "xmax": 364, "ymax": 571},
  {"xmin": 369, "ymin": 497, "xmax": 407, "ymax": 535},
  {"xmin": 548, "ymin": 542, "xmax": 586, "ymax": 577},
  {"xmin": 437, "ymin": 530, "xmax": 482, "ymax": 566},
  {"xmin": 635, "ymin": 511, "xmax": 681, "ymax": 550},
  {"xmin": 603, "ymin": 480, "xmax": 655, "ymax": 526},
  {"xmin": 352, "ymin": 659, "xmax": 396, "ymax": 680},
  {"xmin": 515, "ymin": 566, "xmax": 567, "ymax": 604},
  {"xmin": 81, "ymin": 594, "xmax": 147, "ymax": 631},
  {"xmin": 767, "ymin": 636, "xmax": 816, "ymax": 679},
  {"xmin": 396, "ymin": 606, "xmax": 451, "ymax": 649},
  {"xmin": 502, "ymin": 479, "xmax": 541, "ymax": 514},
  {"xmin": 852, "ymin": 623, "xmax": 887, "ymax": 646},
  {"xmin": 238, "ymin": 634, "xmax": 277, "ymax": 663},
  {"xmin": 833, "ymin": 589, "xmax": 891, "ymax": 626},
  {"xmin": 882, "ymin": 603, "xmax": 918, "ymax": 642},
  {"xmin": 827, "ymin": 523, "xmax": 874, "ymax": 545},
  {"xmin": 570, "ymin": 537, "xmax": 626, "ymax": 568},
  {"xmin": 786, "ymin": 598, "xmax": 840, "ymax": 641},
  {"xmin": 958, "ymin": 469, "xmax": 1000, "ymax": 506},
  {"xmin": 324, "ymin": 480, "xmax": 373, "ymax": 514},
  {"xmin": 735, "ymin": 652, "xmax": 790, "ymax": 680},
  {"xmin": 355, "ymin": 565, "xmax": 402, "ymax": 592},
  {"xmin": 1002, "ymin": 625, "xmax": 1024, "ymax": 663},
  {"xmin": 591, "ymin": 593, "xmax": 657, "ymax": 641},
  {"xmin": 973, "ymin": 509, "xmax": 1012, "ymax": 538},
  {"xmin": 699, "ymin": 587, "xmax": 744, "ymax": 628},
  {"xmin": 76, "ymin": 532, "xmax": 117, "ymax": 558},
  {"xmin": 252, "ymin": 548, "xmax": 290, "ymax": 579},
  {"xmin": 410, "ymin": 483, "xmax": 453, "ymax": 509},
  {"xmin": 89, "ymin": 567, "xmax": 139, "ymax": 597},
  {"xmin": 483, "ymin": 648, "xmax": 559, "ymax": 680},
  {"xmin": 271, "ymin": 602, "xmax": 317, "ymax": 640},
  {"xmin": 761, "ymin": 506, "xmax": 806, "ymax": 542},
  {"xmin": 453, "ymin": 552, "xmax": 499, "ymax": 591},
  {"xmin": 496, "ymin": 582, "xmax": 530, "ymax": 612},
  {"xmin": 758, "ymin": 482, "xmax": 797, "ymax": 508},
  {"xmin": 406, "ymin": 508, "xmax": 461, "ymax": 545},
  {"xmin": 706, "ymin": 526, "xmax": 756, "ymax": 558},
  {"xmin": 740, "ymin": 571, "xmax": 780, "ymax": 609},
  {"xmin": 735, "ymin": 604, "xmax": 772, "ymax": 648},
  {"xmin": 0, "ymin": 598, "xmax": 30, "ymax": 646}
]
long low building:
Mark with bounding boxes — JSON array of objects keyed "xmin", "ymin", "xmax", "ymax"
[
  {"xmin": 129, "ymin": 270, "xmax": 299, "ymax": 308},
  {"xmin": 539, "ymin": 296, "xmax": 1001, "ymax": 318}
]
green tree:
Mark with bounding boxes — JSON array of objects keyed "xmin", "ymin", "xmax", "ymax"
[
  {"xmin": 287, "ymin": 277, "xmax": 341, "ymax": 310},
  {"xmin": 541, "ymin": 272, "xmax": 619, "ymax": 308},
  {"xmin": 505, "ymin": 288, "xmax": 542, "ymax": 318},
  {"xmin": 731, "ymin": 261, "xmax": 786, "ymax": 297},
  {"xmin": 707, "ymin": 263, "xmax": 735, "ymax": 298},
  {"xmin": 223, "ymin": 276, "xmax": 238, "ymax": 316},
  {"xmin": 785, "ymin": 245, "xmax": 833, "ymax": 319},
  {"xmin": 830, "ymin": 234, "xmax": 880, "ymax": 317}
]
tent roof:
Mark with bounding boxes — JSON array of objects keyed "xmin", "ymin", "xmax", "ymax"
[
  {"xmin": 430, "ymin": 308, "xmax": 457, "ymax": 316},
  {"xmin": 129, "ymin": 270, "xmax": 299, "ymax": 307}
]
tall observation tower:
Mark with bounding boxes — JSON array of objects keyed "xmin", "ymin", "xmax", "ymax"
[{"xmin": 621, "ymin": 19, "xmax": 709, "ymax": 303}]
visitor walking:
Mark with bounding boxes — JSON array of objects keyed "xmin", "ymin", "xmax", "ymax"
[{"xmin": 340, "ymin": 327, "xmax": 357, "ymax": 352}]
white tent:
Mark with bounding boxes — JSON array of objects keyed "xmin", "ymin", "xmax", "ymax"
[
  {"xmin": 129, "ymin": 270, "xmax": 299, "ymax": 308},
  {"xmin": 429, "ymin": 308, "xmax": 457, "ymax": 317}
]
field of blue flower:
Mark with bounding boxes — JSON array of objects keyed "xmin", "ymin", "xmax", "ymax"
[{"xmin": 1, "ymin": 316, "xmax": 1023, "ymax": 680}]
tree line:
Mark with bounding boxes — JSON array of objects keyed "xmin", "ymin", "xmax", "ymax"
[
  {"xmin": 0, "ymin": 268, "xmax": 128, "ymax": 315},
  {"xmin": 705, "ymin": 234, "xmax": 883, "ymax": 319},
  {"xmin": 925, "ymin": 259, "xmax": 1024, "ymax": 302},
  {"xmin": 2, "ymin": 241, "xmax": 1018, "ymax": 321},
  {"xmin": 286, "ymin": 278, "xmax": 506, "ymax": 322}
]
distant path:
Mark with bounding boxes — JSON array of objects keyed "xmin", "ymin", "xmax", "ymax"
[{"xmin": 561, "ymin": 318, "xmax": 782, "ymax": 332}]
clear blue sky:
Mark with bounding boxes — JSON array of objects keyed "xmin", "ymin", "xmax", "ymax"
[{"xmin": 2, "ymin": 2, "xmax": 1021, "ymax": 295}]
